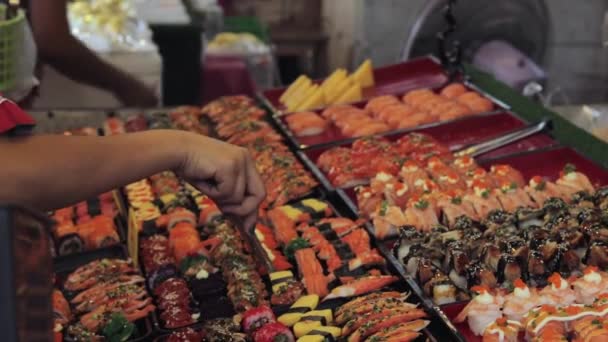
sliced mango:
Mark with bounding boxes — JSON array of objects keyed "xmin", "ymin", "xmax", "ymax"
[
  {"xmin": 285, "ymin": 79, "xmax": 312, "ymax": 109},
  {"xmin": 352, "ymin": 59, "xmax": 375, "ymax": 88},
  {"xmin": 288, "ymin": 84, "xmax": 319, "ymax": 112},
  {"xmin": 326, "ymin": 76, "xmax": 354, "ymax": 104},
  {"xmin": 281, "ymin": 75, "xmax": 308, "ymax": 104},
  {"xmin": 320, "ymin": 69, "xmax": 347, "ymax": 95},
  {"xmin": 334, "ymin": 81, "xmax": 362, "ymax": 105},
  {"xmin": 297, "ymin": 86, "xmax": 325, "ymax": 111}
]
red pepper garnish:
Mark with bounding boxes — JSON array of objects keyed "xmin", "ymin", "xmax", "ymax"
[
  {"xmin": 471, "ymin": 285, "xmax": 490, "ymax": 294},
  {"xmin": 548, "ymin": 273, "xmax": 563, "ymax": 288},
  {"xmin": 584, "ymin": 266, "xmax": 599, "ymax": 275},
  {"xmin": 564, "ymin": 305, "xmax": 582, "ymax": 315},
  {"xmin": 513, "ymin": 278, "xmax": 526, "ymax": 289},
  {"xmin": 539, "ymin": 305, "xmax": 557, "ymax": 314}
]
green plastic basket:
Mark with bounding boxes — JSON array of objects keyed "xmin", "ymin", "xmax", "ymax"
[
  {"xmin": 0, "ymin": 5, "xmax": 25, "ymax": 92},
  {"xmin": 223, "ymin": 16, "xmax": 270, "ymax": 43}
]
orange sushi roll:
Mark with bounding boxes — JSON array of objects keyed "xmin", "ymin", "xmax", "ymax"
[
  {"xmin": 429, "ymin": 101, "xmax": 458, "ymax": 117},
  {"xmin": 287, "ymin": 112, "xmax": 328, "ymax": 137},
  {"xmin": 463, "ymin": 97, "xmax": 494, "ymax": 114},
  {"xmin": 365, "ymin": 95, "xmax": 400, "ymax": 115},
  {"xmin": 439, "ymin": 104, "xmax": 473, "ymax": 121},
  {"xmin": 377, "ymin": 104, "xmax": 415, "ymax": 122},
  {"xmin": 417, "ymin": 96, "xmax": 447, "ymax": 112},
  {"xmin": 172, "ymin": 236, "xmax": 201, "ymax": 263},
  {"xmin": 322, "ymin": 105, "xmax": 358, "ymax": 120},
  {"xmin": 402, "ymin": 88, "xmax": 434, "ymax": 105},
  {"xmin": 397, "ymin": 112, "xmax": 435, "ymax": 129},
  {"xmin": 351, "ymin": 122, "xmax": 390, "ymax": 137},
  {"xmin": 86, "ymin": 225, "xmax": 119, "ymax": 249},
  {"xmin": 285, "ymin": 111, "xmax": 321, "ymax": 125},
  {"xmin": 456, "ymin": 91, "xmax": 482, "ymax": 103},
  {"xmin": 333, "ymin": 109, "xmax": 368, "ymax": 125},
  {"xmin": 440, "ymin": 83, "xmax": 467, "ymax": 99},
  {"xmin": 341, "ymin": 118, "xmax": 375, "ymax": 137}
]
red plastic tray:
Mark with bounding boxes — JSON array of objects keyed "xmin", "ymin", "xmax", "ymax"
[
  {"xmin": 337, "ymin": 146, "xmax": 608, "ymax": 342},
  {"xmin": 263, "ymin": 56, "xmax": 448, "ymax": 111},
  {"xmin": 441, "ymin": 302, "xmax": 479, "ymax": 342},
  {"xmin": 478, "ymin": 146, "xmax": 608, "ymax": 186},
  {"xmin": 301, "ymin": 112, "xmax": 557, "ymax": 190}
]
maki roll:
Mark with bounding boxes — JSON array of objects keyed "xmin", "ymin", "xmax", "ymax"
[
  {"xmin": 278, "ymin": 295, "xmax": 319, "ymax": 327},
  {"xmin": 296, "ymin": 327, "xmax": 341, "ymax": 342},
  {"xmin": 54, "ymin": 222, "xmax": 84, "ymax": 256},
  {"xmin": 242, "ymin": 305, "xmax": 276, "ymax": 334},
  {"xmin": 253, "ymin": 322, "xmax": 295, "ymax": 342}
]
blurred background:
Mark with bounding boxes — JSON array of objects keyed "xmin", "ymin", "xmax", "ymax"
[{"xmin": 27, "ymin": 0, "xmax": 608, "ymax": 110}]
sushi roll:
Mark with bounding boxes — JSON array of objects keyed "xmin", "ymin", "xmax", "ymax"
[
  {"xmin": 252, "ymin": 322, "xmax": 295, "ymax": 342},
  {"xmin": 242, "ymin": 305, "xmax": 276, "ymax": 334},
  {"xmin": 482, "ymin": 318, "xmax": 521, "ymax": 342},
  {"xmin": 54, "ymin": 221, "xmax": 85, "ymax": 256},
  {"xmin": 454, "ymin": 286, "xmax": 504, "ymax": 336},
  {"xmin": 296, "ymin": 326, "xmax": 341, "ymax": 342},
  {"xmin": 278, "ymin": 295, "xmax": 319, "ymax": 327},
  {"xmin": 285, "ymin": 111, "xmax": 328, "ymax": 137}
]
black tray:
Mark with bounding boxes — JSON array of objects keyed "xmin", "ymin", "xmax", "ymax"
[{"xmin": 53, "ymin": 245, "xmax": 155, "ymax": 342}]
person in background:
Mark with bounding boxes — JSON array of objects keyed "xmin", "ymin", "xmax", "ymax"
[{"xmin": 18, "ymin": 0, "xmax": 158, "ymax": 107}]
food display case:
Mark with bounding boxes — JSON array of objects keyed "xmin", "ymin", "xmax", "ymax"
[{"xmin": 19, "ymin": 47, "xmax": 608, "ymax": 341}]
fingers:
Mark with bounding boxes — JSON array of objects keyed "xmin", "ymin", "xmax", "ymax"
[{"xmin": 244, "ymin": 152, "xmax": 266, "ymax": 205}]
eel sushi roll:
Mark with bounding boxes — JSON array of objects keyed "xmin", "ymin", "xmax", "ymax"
[{"xmin": 54, "ymin": 221, "xmax": 85, "ymax": 256}]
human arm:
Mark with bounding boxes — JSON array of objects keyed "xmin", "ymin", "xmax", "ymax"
[
  {"xmin": 29, "ymin": 0, "xmax": 157, "ymax": 107},
  {"xmin": 0, "ymin": 130, "xmax": 265, "ymax": 229}
]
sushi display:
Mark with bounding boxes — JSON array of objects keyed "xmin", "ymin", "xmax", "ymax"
[
  {"xmin": 383, "ymin": 163, "xmax": 607, "ymax": 304},
  {"xmin": 323, "ymin": 290, "xmax": 428, "ymax": 342},
  {"xmin": 49, "ymin": 123, "xmax": 123, "ymax": 257},
  {"xmin": 202, "ymin": 96, "xmax": 318, "ymax": 208},
  {"xmin": 317, "ymin": 133, "xmax": 451, "ymax": 188},
  {"xmin": 283, "ymin": 83, "xmax": 495, "ymax": 140},
  {"xmin": 262, "ymin": 197, "xmax": 400, "ymax": 302},
  {"xmin": 452, "ymin": 269, "xmax": 608, "ymax": 341},
  {"xmin": 278, "ymin": 59, "xmax": 375, "ymax": 112},
  {"xmin": 54, "ymin": 257, "xmax": 154, "ymax": 341},
  {"xmin": 37, "ymin": 63, "xmax": 608, "ymax": 342},
  {"xmin": 51, "ymin": 193, "xmax": 121, "ymax": 256}
]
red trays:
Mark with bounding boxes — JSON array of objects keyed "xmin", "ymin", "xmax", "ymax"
[
  {"xmin": 301, "ymin": 112, "xmax": 557, "ymax": 190},
  {"xmin": 263, "ymin": 56, "xmax": 449, "ymax": 111}
]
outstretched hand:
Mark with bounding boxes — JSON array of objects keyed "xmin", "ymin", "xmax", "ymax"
[{"xmin": 178, "ymin": 134, "xmax": 266, "ymax": 231}]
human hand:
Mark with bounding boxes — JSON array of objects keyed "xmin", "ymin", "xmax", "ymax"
[
  {"xmin": 115, "ymin": 78, "xmax": 158, "ymax": 107},
  {"xmin": 178, "ymin": 134, "xmax": 266, "ymax": 231}
]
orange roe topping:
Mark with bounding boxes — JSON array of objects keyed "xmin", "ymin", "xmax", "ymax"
[
  {"xmin": 564, "ymin": 306, "xmax": 582, "ymax": 315},
  {"xmin": 471, "ymin": 285, "xmax": 490, "ymax": 294},
  {"xmin": 584, "ymin": 266, "xmax": 599, "ymax": 275},
  {"xmin": 531, "ymin": 175, "xmax": 543, "ymax": 184},
  {"xmin": 539, "ymin": 305, "xmax": 557, "ymax": 314},
  {"xmin": 492, "ymin": 164, "xmax": 510, "ymax": 175},
  {"xmin": 548, "ymin": 273, "xmax": 563, "ymax": 288},
  {"xmin": 514, "ymin": 278, "xmax": 526, "ymax": 289}
]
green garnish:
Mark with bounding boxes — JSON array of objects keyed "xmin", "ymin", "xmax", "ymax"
[
  {"xmin": 481, "ymin": 190, "xmax": 490, "ymax": 199},
  {"xmin": 379, "ymin": 201, "xmax": 388, "ymax": 216},
  {"xmin": 535, "ymin": 180, "xmax": 546, "ymax": 191},
  {"xmin": 179, "ymin": 254, "xmax": 208, "ymax": 274},
  {"xmin": 564, "ymin": 163, "xmax": 576, "ymax": 174},
  {"xmin": 102, "ymin": 313, "xmax": 136, "ymax": 342},
  {"xmin": 284, "ymin": 237, "xmax": 310, "ymax": 260},
  {"xmin": 415, "ymin": 199, "xmax": 429, "ymax": 210},
  {"xmin": 451, "ymin": 196, "xmax": 462, "ymax": 205}
]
